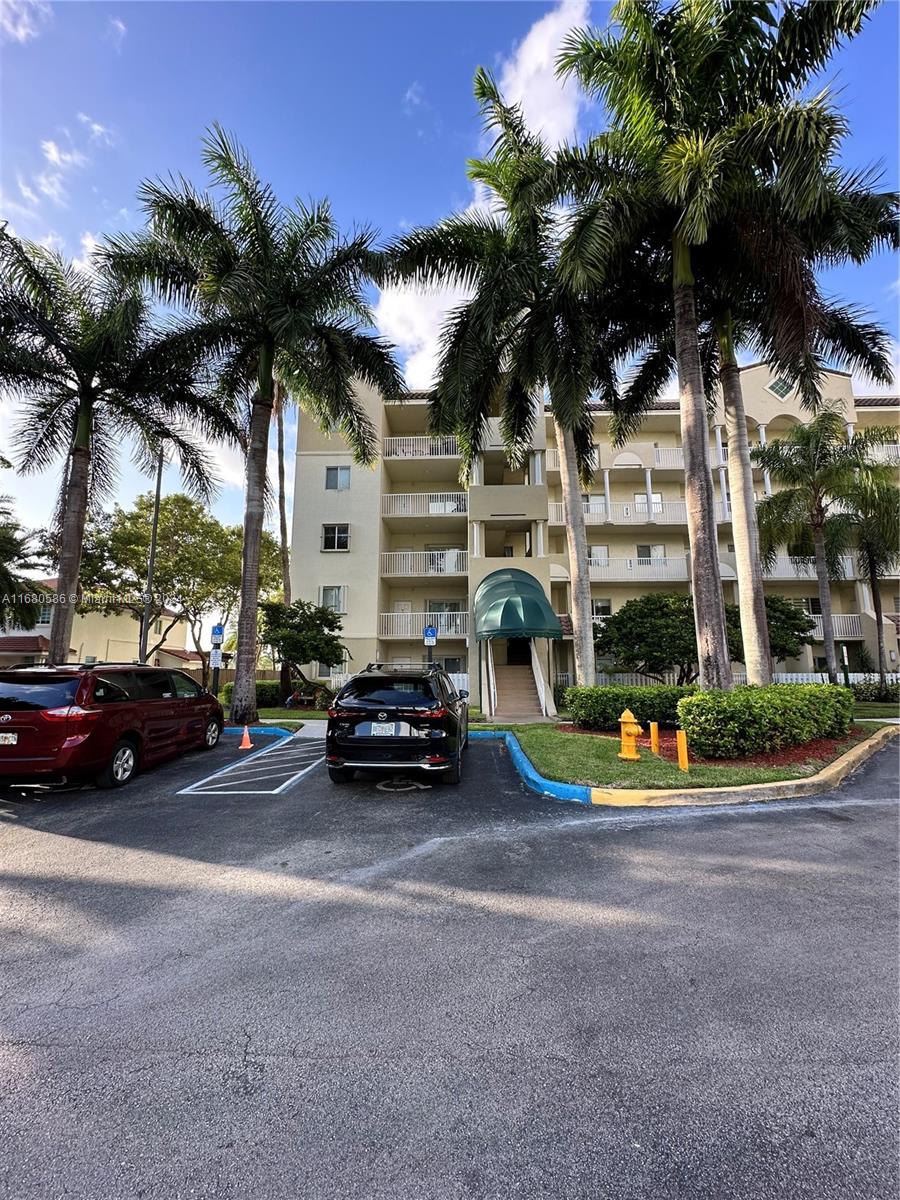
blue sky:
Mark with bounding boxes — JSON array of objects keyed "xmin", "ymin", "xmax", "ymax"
[{"xmin": 2, "ymin": 0, "xmax": 898, "ymax": 532}]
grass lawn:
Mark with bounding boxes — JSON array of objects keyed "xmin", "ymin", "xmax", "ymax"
[
  {"xmin": 483, "ymin": 723, "xmax": 887, "ymax": 790},
  {"xmin": 853, "ymin": 702, "xmax": 899, "ymax": 720},
  {"xmin": 254, "ymin": 707, "xmax": 330, "ymax": 722}
]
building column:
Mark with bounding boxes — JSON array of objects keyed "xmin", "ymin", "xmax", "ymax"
[
  {"xmin": 602, "ymin": 469, "xmax": 612, "ymax": 521},
  {"xmin": 846, "ymin": 422, "xmax": 855, "ymax": 441},
  {"xmin": 758, "ymin": 423, "xmax": 772, "ymax": 496},
  {"xmin": 471, "ymin": 521, "xmax": 482, "ymax": 558},
  {"xmin": 471, "ymin": 455, "xmax": 483, "ymax": 486},
  {"xmin": 718, "ymin": 466, "xmax": 730, "ymax": 521},
  {"xmin": 644, "ymin": 467, "xmax": 655, "ymax": 519},
  {"xmin": 531, "ymin": 450, "xmax": 544, "ymax": 486},
  {"xmin": 714, "ymin": 423, "xmax": 725, "ymax": 467},
  {"xmin": 534, "ymin": 520, "xmax": 547, "ymax": 557}
]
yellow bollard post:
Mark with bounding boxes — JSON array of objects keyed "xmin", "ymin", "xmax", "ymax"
[
  {"xmin": 676, "ymin": 729, "xmax": 689, "ymax": 772},
  {"xmin": 649, "ymin": 721, "xmax": 660, "ymax": 755},
  {"xmin": 618, "ymin": 708, "xmax": 643, "ymax": 762}
]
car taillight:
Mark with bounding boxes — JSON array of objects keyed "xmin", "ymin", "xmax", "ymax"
[
  {"xmin": 327, "ymin": 707, "xmax": 341, "ymax": 718},
  {"xmin": 399, "ymin": 707, "xmax": 448, "ymax": 720},
  {"xmin": 41, "ymin": 705, "xmax": 103, "ymax": 723}
]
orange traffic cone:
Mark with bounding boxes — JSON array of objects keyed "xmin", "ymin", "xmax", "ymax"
[{"xmin": 239, "ymin": 725, "xmax": 254, "ymax": 750}]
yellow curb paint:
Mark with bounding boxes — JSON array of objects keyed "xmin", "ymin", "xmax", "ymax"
[{"xmin": 589, "ymin": 725, "xmax": 898, "ymax": 808}]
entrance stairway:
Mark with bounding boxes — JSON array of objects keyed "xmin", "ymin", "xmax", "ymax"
[{"xmin": 493, "ymin": 665, "xmax": 544, "ymax": 721}]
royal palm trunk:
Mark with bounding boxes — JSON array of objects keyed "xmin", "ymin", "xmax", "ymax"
[
  {"xmin": 716, "ymin": 312, "xmax": 772, "ymax": 685},
  {"xmin": 555, "ymin": 419, "xmax": 596, "ymax": 687},
  {"xmin": 672, "ymin": 237, "xmax": 732, "ymax": 690},
  {"xmin": 866, "ymin": 552, "xmax": 888, "ymax": 691},
  {"xmin": 48, "ymin": 397, "xmax": 92, "ymax": 665},
  {"xmin": 231, "ymin": 349, "xmax": 275, "ymax": 725},
  {"xmin": 812, "ymin": 521, "xmax": 839, "ymax": 684}
]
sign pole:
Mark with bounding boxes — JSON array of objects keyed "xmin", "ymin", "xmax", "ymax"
[
  {"xmin": 423, "ymin": 624, "xmax": 438, "ymax": 667},
  {"xmin": 210, "ymin": 623, "xmax": 225, "ymax": 696}
]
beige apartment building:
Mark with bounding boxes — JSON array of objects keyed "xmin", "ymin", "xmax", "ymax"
[{"xmin": 290, "ymin": 366, "xmax": 900, "ymax": 716}]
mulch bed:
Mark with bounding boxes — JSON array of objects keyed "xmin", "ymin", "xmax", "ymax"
[{"xmin": 554, "ymin": 723, "xmax": 872, "ymax": 768}]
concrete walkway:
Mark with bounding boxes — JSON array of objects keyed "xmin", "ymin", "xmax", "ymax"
[{"xmin": 292, "ymin": 718, "xmax": 328, "ymax": 739}]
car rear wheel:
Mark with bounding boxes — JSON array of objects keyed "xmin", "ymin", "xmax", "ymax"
[
  {"xmin": 328, "ymin": 767, "xmax": 355, "ymax": 784},
  {"xmin": 203, "ymin": 718, "xmax": 221, "ymax": 749},
  {"xmin": 441, "ymin": 752, "xmax": 462, "ymax": 785},
  {"xmin": 96, "ymin": 738, "xmax": 137, "ymax": 789}
]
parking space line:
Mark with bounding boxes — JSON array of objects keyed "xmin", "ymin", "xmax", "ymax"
[
  {"xmin": 186, "ymin": 755, "xmax": 324, "ymax": 796},
  {"xmin": 178, "ymin": 734, "xmax": 324, "ymax": 796}
]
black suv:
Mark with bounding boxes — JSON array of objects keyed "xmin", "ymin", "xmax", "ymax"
[{"xmin": 325, "ymin": 664, "xmax": 469, "ymax": 784}]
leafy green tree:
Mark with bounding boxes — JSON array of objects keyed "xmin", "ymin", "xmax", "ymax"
[
  {"xmin": 384, "ymin": 70, "xmax": 671, "ymax": 687},
  {"xmin": 0, "ymin": 230, "xmax": 240, "ymax": 665},
  {"xmin": 754, "ymin": 409, "xmax": 895, "ymax": 683},
  {"xmin": 104, "ymin": 125, "xmax": 402, "ymax": 725},
  {"xmin": 71, "ymin": 494, "xmax": 281, "ymax": 681},
  {"xmin": 842, "ymin": 480, "xmax": 900, "ymax": 690},
  {"xmin": 595, "ymin": 591, "xmax": 816, "ymax": 684},
  {"xmin": 259, "ymin": 599, "xmax": 346, "ymax": 692},
  {"xmin": 556, "ymin": 0, "xmax": 885, "ymax": 689},
  {"xmin": 0, "ymin": 497, "xmax": 43, "ymax": 630}
]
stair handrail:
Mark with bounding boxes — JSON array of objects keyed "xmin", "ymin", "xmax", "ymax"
[
  {"xmin": 486, "ymin": 639, "xmax": 497, "ymax": 719},
  {"xmin": 529, "ymin": 638, "xmax": 554, "ymax": 717}
]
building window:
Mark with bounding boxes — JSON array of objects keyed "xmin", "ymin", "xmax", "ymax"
[
  {"xmin": 592, "ymin": 599, "xmax": 612, "ymax": 617},
  {"xmin": 37, "ymin": 604, "xmax": 52, "ymax": 625},
  {"xmin": 767, "ymin": 377, "xmax": 793, "ymax": 400},
  {"xmin": 636, "ymin": 544, "xmax": 666, "ymax": 560},
  {"xmin": 804, "ymin": 597, "xmax": 823, "ymax": 615},
  {"xmin": 320, "ymin": 586, "xmax": 347, "ymax": 614},
  {"xmin": 589, "ymin": 544, "xmax": 609, "ymax": 563},
  {"xmin": 153, "ymin": 618, "xmax": 163, "ymax": 635},
  {"xmin": 322, "ymin": 523, "xmax": 350, "ymax": 551},
  {"xmin": 325, "ymin": 466, "xmax": 350, "ymax": 491},
  {"xmin": 634, "ymin": 491, "xmax": 663, "ymax": 512}
]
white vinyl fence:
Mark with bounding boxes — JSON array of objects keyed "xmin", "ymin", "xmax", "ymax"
[{"xmin": 555, "ymin": 671, "xmax": 900, "ymax": 689}]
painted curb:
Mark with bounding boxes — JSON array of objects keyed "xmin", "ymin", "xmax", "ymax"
[
  {"xmin": 223, "ymin": 725, "xmax": 296, "ymax": 738},
  {"xmin": 470, "ymin": 725, "xmax": 899, "ymax": 809}
]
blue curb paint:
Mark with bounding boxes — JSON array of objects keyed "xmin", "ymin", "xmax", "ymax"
[
  {"xmin": 469, "ymin": 729, "xmax": 592, "ymax": 805},
  {"xmin": 223, "ymin": 726, "xmax": 296, "ymax": 739}
]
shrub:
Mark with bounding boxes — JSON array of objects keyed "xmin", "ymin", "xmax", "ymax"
[
  {"xmin": 221, "ymin": 679, "xmax": 283, "ymax": 707},
  {"xmin": 677, "ymin": 684, "xmax": 854, "ymax": 759},
  {"xmin": 850, "ymin": 680, "xmax": 900, "ymax": 704},
  {"xmin": 565, "ymin": 684, "xmax": 697, "ymax": 730}
]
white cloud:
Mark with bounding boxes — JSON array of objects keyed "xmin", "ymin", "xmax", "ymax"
[
  {"xmin": 0, "ymin": 0, "xmax": 51, "ymax": 44},
  {"xmin": 496, "ymin": 0, "xmax": 589, "ymax": 148},
  {"xmin": 37, "ymin": 231, "xmax": 64, "ymax": 252},
  {"xmin": 853, "ymin": 337, "xmax": 900, "ymax": 396},
  {"xmin": 71, "ymin": 231, "xmax": 100, "ymax": 274},
  {"xmin": 77, "ymin": 112, "xmax": 113, "ymax": 144},
  {"xmin": 40, "ymin": 139, "xmax": 87, "ymax": 169},
  {"xmin": 106, "ymin": 15, "xmax": 126, "ymax": 49},
  {"xmin": 34, "ymin": 171, "xmax": 66, "ymax": 206},
  {"xmin": 375, "ymin": 281, "xmax": 472, "ymax": 390},
  {"xmin": 0, "ymin": 183, "xmax": 37, "ymax": 222},
  {"xmin": 403, "ymin": 82, "xmax": 424, "ymax": 113},
  {"xmin": 16, "ymin": 173, "xmax": 38, "ymax": 205}
]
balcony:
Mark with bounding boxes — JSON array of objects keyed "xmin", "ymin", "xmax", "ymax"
[
  {"xmin": 379, "ymin": 611, "xmax": 469, "ymax": 638},
  {"xmin": 545, "ymin": 447, "xmax": 598, "ymax": 473},
  {"xmin": 811, "ymin": 613, "xmax": 863, "ymax": 639},
  {"xmin": 758, "ymin": 555, "xmax": 857, "ymax": 580},
  {"xmin": 548, "ymin": 499, "xmax": 717, "ymax": 525},
  {"xmin": 654, "ymin": 447, "xmax": 685, "ymax": 468},
  {"xmin": 588, "ymin": 556, "xmax": 689, "ymax": 581},
  {"xmin": 381, "ymin": 550, "xmax": 468, "ymax": 577},
  {"xmin": 869, "ymin": 444, "xmax": 900, "ymax": 464},
  {"xmin": 381, "ymin": 492, "xmax": 467, "ymax": 518},
  {"xmin": 383, "ymin": 436, "xmax": 459, "ymax": 459}
]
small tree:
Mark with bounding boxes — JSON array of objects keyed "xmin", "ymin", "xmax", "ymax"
[
  {"xmin": 595, "ymin": 592, "xmax": 815, "ymax": 684},
  {"xmin": 0, "ymin": 497, "xmax": 44, "ymax": 630},
  {"xmin": 259, "ymin": 600, "xmax": 347, "ymax": 697}
]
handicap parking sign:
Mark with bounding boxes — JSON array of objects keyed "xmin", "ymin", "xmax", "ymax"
[{"xmin": 423, "ymin": 624, "xmax": 438, "ymax": 646}]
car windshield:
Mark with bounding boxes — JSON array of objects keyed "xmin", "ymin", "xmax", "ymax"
[
  {"xmin": 0, "ymin": 677, "xmax": 79, "ymax": 711},
  {"xmin": 338, "ymin": 678, "xmax": 437, "ymax": 707}
]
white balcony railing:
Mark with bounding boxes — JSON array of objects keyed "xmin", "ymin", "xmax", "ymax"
[
  {"xmin": 654, "ymin": 447, "xmax": 685, "ymax": 468},
  {"xmin": 870, "ymin": 444, "xmax": 900, "ymax": 464},
  {"xmin": 379, "ymin": 611, "xmax": 469, "ymax": 638},
  {"xmin": 759, "ymin": 555, "xmax": 857, "ymax": 580},
  {"xmin": 545, "ymin": 447, "xmax": 598, "ymax": 473},
  {"xmin": 588, "ymin": 556, "xmax": 689, "ymax": 581},
  {"xmin": 381, "ymin": 550, "xmax": 468, "ymax": 576},
  {"xmin": 383, "ymin": 435, "xmax": 459, "ymax": 459},
  {"xmin": 811, "ymin": 613, "xmax": 863, "ymax": 639},
  {"xmin": 548, "ymin": 499, "xmax": 693, "ymax": 524},
  {"xmin": 381, "ymin": 492, "xmax": 467, "ymax": 517}
]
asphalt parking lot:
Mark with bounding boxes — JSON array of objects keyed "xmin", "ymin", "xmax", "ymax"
[{"xmin": 1, "ymin": 733, "xmax": 897, "ymax": 1199}]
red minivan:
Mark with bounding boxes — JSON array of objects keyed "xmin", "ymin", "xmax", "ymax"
[{"xmin": 0, "ymin": 665, "xmax": 225, "ymax": 788}]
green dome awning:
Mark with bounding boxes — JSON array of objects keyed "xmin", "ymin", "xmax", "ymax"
[{"xmin": 473, "ymin": 568, "xmax": 562, "ymax": 641}]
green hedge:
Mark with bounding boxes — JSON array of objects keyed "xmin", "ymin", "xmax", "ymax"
[
  {"xmin": 677, "ymin": 684, "xmax": 853, "ymax": 759},
  {"xmin": 221, "ymin": 679, "xmax": 283, "ymax": 707},
  {"xmin": 565, "ymin": 684, "xmax": 697, "ymax": 730},
  {"xmin": 850, "ymin": 680, "xmax": 899, "ymax": 704}
]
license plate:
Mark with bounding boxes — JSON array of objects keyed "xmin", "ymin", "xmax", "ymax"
[
  {"xmin": 0, "ymin": 732, "xmax": 18, "ymax": 745},
  {"xmin": 371, "ymin": 723, "xmax": 395, "ymax": 736}
]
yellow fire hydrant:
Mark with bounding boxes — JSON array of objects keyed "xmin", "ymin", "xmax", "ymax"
[{"xmin": 618, "ymin": 708, "xmax": 643, "ymax": 762}]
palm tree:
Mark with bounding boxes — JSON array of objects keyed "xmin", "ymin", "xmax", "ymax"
[
  {"xmin": 383, "ymin": 71, "xmax": 672, "ymax": 688},
  {"xmin": 845, "ymin": 480, "xmax": 900, "ymax": 692},
  {"xmin": 104, "ymin": 126, "xmax": 402, "ymax": 723},
  {"xmin": 555, "ymin": 0, "xmax": 883, "ymax": 689},
  {"xmin": 0, "ymin": 497, "xmax": 42, "ymax": 630},
  {"xmin": 754, "ymin": 410, "xmax": 895, "ymax": 683},
  {"xmin": 0, "ymin": 230, "xmax": 237, "ymax": 663}
]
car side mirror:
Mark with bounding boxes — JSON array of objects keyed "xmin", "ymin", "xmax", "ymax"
[{"xmin": 459, "ymin": 690, "xmax": 469, "ymax": 699}]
